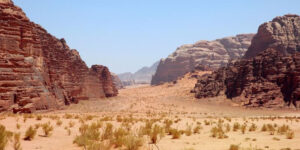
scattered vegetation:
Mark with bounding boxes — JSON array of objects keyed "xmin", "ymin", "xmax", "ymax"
[
  {"xmin": 42, "ymin": 122, "xmax": 54, "ymax": 137},
  {"xmin": 0, "ymin": 125, "xmax": 12, "ymax": 150},
  {"xmin": 24, "ymin": 126, "xmax": 37, "ymax": 141},
  {"xmin": 13, "ymin": 133, "xmax": 22, "ymax": 150}
]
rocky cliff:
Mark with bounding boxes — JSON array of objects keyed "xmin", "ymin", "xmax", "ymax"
[
  {"xmin": 244, "ymin": 14, "xmax": 300, "ymax": 58},
  {"xmin": 0, "ymin": 0, "xmax": 117, "ymax": 113},
  {"xmin": 151, "ymin": 34, "xmax": 254, "ymax": 85},
  {"xmin": 193, "ymin": 14, "xmax": 300, "ymax": 108}
]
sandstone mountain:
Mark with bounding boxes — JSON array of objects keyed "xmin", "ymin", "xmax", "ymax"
[
  {"xmin": 192, "ymin": 14, "xmax": 300, "ymax": 108},
  {"xmin": 118, "ymin": 61, "xmax": 159, "ymax": 86},
  {"xmin": 0, "ymin": 1, "xmax": 117, "ymax": 113},
  {"xmin": 151, "ymin": 34, "xmax": 254, "ymax": 85},
  {"xmin": 244, "ymin": 14, "xmax": 300, "ymax": 58}
]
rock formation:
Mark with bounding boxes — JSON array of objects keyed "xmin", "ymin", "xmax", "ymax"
[
  {"xmin": 111, "ymin": 73, "xmax": 123, "ymax": 89},
  {"xmin": 151, "ymin": 34, "xmax": 254, "ymax": 85},
  {"xmin": 118, "ymin": 61, "xmax": 159, "ymax": 86},
  {"xmin": 193, "ymin": 14, "xmax": 300, "ymax": 108},
  {"xmin": 0, "ymin": 1, "xmax": 117, "ymax": 113},
  {"xmin": 244, "ymin": 14, "xmax": 300, "ymax": 58}
]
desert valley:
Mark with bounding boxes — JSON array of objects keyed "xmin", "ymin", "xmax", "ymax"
[{"xmin": 0, "ymin": 0, "xmax": 300, "ymax": 150}]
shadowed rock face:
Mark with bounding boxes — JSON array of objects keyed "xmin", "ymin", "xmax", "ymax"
[
  {"xmin": 151, "ymin": 34, "xmax": 254, "ymax": 85},
  {"xmin": 244, "ymin": 14, "xmax": 300, "ymax": 58},
  {"xmin": 0, "ymin": 2, "xmax": 117, "ymax": 113},
  {"xmin": 111, "ymin": 73, "xmax": 124, "ymax": 89},
  {"xmin": 193, "ymin": 14, "xmax": 300, "ymax": 108}
]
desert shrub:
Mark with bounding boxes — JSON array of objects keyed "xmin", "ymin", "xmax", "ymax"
[
  {"xmin": 85, "ymin": 115, "xmax": 94, "ymax": 121},
  {"xmin": 24, "ymin": 126, "xmax": 36, "ymax": 141},
  {"xmin": 193, "ymin": 125, "xmax": 202, "ymax": 134},
  {"xmin": 185, "ymin": 125, "xmax": 192, "ymax": 136},
  {"xmin": 261, "ymin": 124, "xmax": 267, "ymax": 132},
  {"xmin": 91, "ymin": 120, "xmax": 102, "ymax": 129},
  {"xmin": 42, "ymin": 122, "xmax": 54, "ymax": 137},
  {"xmin": 116, "ymin": 115, "xmax": 123, "ymax": 122},
  {"xmin": 56, "ymin": 120, "xmax": 63, "ymax": 126},
  {"xmin": 224, "ymin": 117, "xmax": 232, "ymax": 122},
  {"xmin": 170, "ymin": 128, "xmax": 181, "ymax": 139},
  {"xmin": 267, "ymin": 124, "xmax": 275, "ymax": 135},
  {"xmin": 249, "ymin": 123, "xmax": 257, "ymax": 132},
  {"xmin": 210, "ymin": 124, "xmax": 228, "ymax": 139},
  {"xmin": 225, "ymin": 123, "xmax": 231, "ymax": 132},
  {"xmin": 100, "ymin": 116, "xmax": 112, "ymax": 121},
  {"xmin": 286, "ymin": 130, "xmax": 294, "ymax": 139},
  {"xmin": 112, "ymin": 127, "xmax": 129, "ymax": 147},
  {"xmin": 16, "ymin": 123, "xmax": 21, "ymax": 130},
  {"xmin": 69, "ymin": 121, "xmax": 75, "ymax": 128},
  {"xmin": 139, "ymin": 121, "xmax": 153, "ymax": 136},
  {"xmin": 34, "ymin": 123, "xmax": 41, "ymax": 129},
  {"xmin": 102, "ymin": 123, "xmax": 113, "ymax": 140},
  {"xmin": 36, "ymin": 115, "xmax": 42, "ymax": 121},
  {"xmin": 13, "ymin": 133, "xmax": 22, "ymax": 150},
  {"xmin": 150, "ymin": 124, "xmax": 164, "ymax": 144},
  {"xmin": 164, "ymin": 119, "xmax": 173, "ymax": 133},
  {"xmin": 124, "ymin": 134, "xmax": 143, "ymax": 150},
  {"xmin": 139, "ymin": 122, "xmax": 164, "ymax": 144},
  {"xmin": 74, "ymin": 124, "xmax": 101, "ymax": 148},
  {"xmin": 87, "ymin": 142, "xmax": 110, "ymax": 150},
  {"xmin": 233, "ymin": 122, "xmax": 240, "ymax": 132},
  {"xmin": 277, "ymin": 124, "xmax": 290, "ymax": 135},
  {"xmin": 64, "ymin": 113, "xmax": 73, "ymax": 119},
  {"xmin": 204, "ymin": 120, "xmax": 210, "ymax": 126},
  {"xmin": 241, "ymin": 124, "xmax": 247, "ymax": 134},
  {"xmin": 229, "ymin": 144, "xmax": 239, "ymax": 150},
  {"xmin": 0, "ymin": 125, "xmax": 12, "ymax": 150}
]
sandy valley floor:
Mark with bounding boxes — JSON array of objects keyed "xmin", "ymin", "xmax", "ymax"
[{"xmin": 0, "ymin": 72, "xmax": 300, "ymax": 150}]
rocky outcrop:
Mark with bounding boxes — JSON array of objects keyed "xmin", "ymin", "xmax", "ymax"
[
  {"xmin": 90, "ymin": 65, "xmax": 118, "ymax": 97},
  {"xmin": 193, "ymin": 14, "xmax": 300, "ymax": 108},
  {"xmin": 151, "ymin": 34, "xmax": 254, "ymax": 85},
  {"xmin": 118, "ymin": 61, "xmax": 159, "ymax": 86},
  {"xmin": 111, "ymin": 73, "xmax": 123, "ymax": 89},
  {"xmin": 244, "ymin": 14, "xmax": 300, "ymax": 58},
  {"xmin": 0, "ymin": 1, "xmax": 117, "ymax": 113}
]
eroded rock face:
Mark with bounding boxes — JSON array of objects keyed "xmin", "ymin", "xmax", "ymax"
[
  {"xmin": 193, "ymin": 15, "xmax": 300, "ymax": 108},
  {"xmin": 0, "ymin": 2, "xmax": 117, "ymax": 113},
  {"xmin": 244, "ymin": 14, "xmax": 300, "ymax": 58},
  {"xmin": 90, "ymin": 65, "xmax": 118, "ymax": 97},
  {"xmin": 111, "ymin": 73, "xmax": 124, "ymax": 89},
  {"xmin": 151, "ymin": 34, "xmax": 254, "ymax": 85}
]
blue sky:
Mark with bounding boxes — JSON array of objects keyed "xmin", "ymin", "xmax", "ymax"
[{"xmin": 14, "ymin": 0, "xmax": 300, "ymax": 74}]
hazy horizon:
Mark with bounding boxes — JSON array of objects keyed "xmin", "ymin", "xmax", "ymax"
[{"xmin": 14, "ymin": 0, "xmax": 300, "ymax": 74}]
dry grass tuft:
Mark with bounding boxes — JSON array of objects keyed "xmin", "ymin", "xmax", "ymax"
[
  {"xmin": 42, "ymin": 122, "xmax": 54, "ymax": 137},
  {"xmin": 0, "ymin": 125, "xmax": 12, "ymax": 150},
  {"xmin": 24, "ymin": 126, "xmax": 36, "ymax": 141}
]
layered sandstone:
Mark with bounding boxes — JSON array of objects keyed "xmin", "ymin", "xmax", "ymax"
[
  {"xmin": 193, "ymin": 14, "xmax": 300, "ymax": 108},
  {"xmin": 0, "ymin": 1, "xmax": 117, "ymax": 113},
  {"xmin": 151, "ymin": 34, "xmax": 254, "ymax": 85},
  {"xmin": 244, "ymin": 14, "xmax": 300, "ymax": 58}
]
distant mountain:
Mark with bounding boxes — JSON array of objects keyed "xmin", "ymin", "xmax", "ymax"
[{"xmin": 118, "ymin": 61, "xmax": 159, "ymax": 86}]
